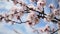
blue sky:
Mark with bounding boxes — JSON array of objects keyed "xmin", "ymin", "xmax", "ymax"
[{"xmin": 0, "ymin": 0, "xmax": 59, "ymax": 34}]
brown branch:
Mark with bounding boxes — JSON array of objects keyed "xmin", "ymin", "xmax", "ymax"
[
  {"xmin": 13, "ymin": 29, "xmax": 22, "ymax": 34},
  {"xmin": 51, "ymin": 29, "xmax": 60, "ymax": 34}
]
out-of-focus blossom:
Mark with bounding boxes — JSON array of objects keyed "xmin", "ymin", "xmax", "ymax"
[
  {"xmin": 37, "ymin": 0, "xmax": 46, "ymax": 7},
  {"xmin": 53, "ymin": 9, "xmax": 59, "ymax": 15},
  {"xmin": 43, "ymin": 25, "xmax": 50, "ymax": 34},
  {"xmin": 37, "ymin": 0, "xmax": 46, "ymax": 12},
  {"xmin": 28, "ymin": 4, "xmax": 36, "ymax": 10},
  {"xmin": 44, "ymin": 14, "xmax": 53, "ymax": 22},
  {"xmin": 26, "ymin": 10, "xmax": 39, "ymax": 26},
  {"xmin": 49, "ymin": 4, "xmax": 55, "ymax": 9},
  {"xmin": 53, "ymin": 9, "xmax": 60, "ymax": 20}
]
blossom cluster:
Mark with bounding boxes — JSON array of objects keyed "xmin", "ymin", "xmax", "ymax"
[{"xmin": 0, "ymin": 0, "xmax": 60, "ymax": 34}]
